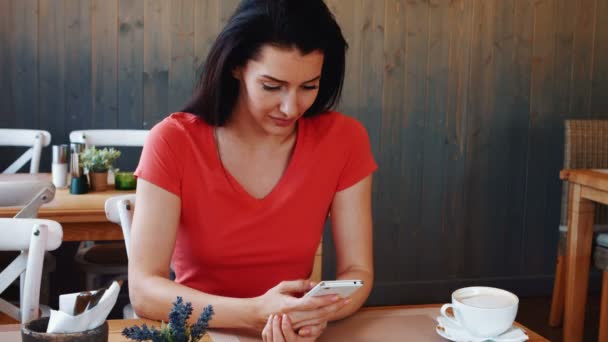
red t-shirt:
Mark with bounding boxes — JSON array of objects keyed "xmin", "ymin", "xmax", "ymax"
[{"xmin": 135, "ymin": 111, "xmax": 377, "ymax": 298}]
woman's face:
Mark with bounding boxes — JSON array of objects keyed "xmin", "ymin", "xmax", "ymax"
[{"xmin": 233, "ymin": 45, "xmax": 324, "ymax": 136}]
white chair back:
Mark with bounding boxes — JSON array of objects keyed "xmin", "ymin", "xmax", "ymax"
[
  {"xmin": 105, "ymin": 195, "xmax": 135, "ymax": 257},
  {"xmin": 69, "ymin": 130, "xmax": 148, "ymax": 147},
  {"xmin": 0, "ymin": 129, "xmax": 51, "ymax": 174},
  {"xmin": 0, "ymin": 218, "xmax": 62, "ymax": 323}
]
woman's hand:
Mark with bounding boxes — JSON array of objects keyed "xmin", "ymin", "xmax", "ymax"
[
  {"xmin": 253, "ymin": 280, "xmax": 349, "ymax": 332},
  {"xmin": 262, "ymin": 314, "xmax": 326, "ymax": 342}
]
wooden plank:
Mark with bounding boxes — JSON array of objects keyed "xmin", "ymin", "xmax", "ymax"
[
  {"xmin": 0, "ymin": 0, "xmax": 14, "ymax": 128},
  {"xmin": 219, "ymin": 0, "xmax": 239, "ymax": 29},
  {"xmin": 38, "ymin": 0, "xmax": 65, "ymax": 169},
  {"xmin": 442, "ymin": 0, "xmax": 474, "ymax": 281},
  {"xmin": 485, "ymin": 0, "xmax": 530, "ymax": 276},
  {"xmin": 322, "ymin": 0, "xmax": 358, "ymax": 279},
  {"xmin": 8, "ymin": 0, "xmax": 38, "ymax": 129},
  {"xmin": 522, "ymin": 0, "xmax": 557, "ymax": 275},
  {"xmin": 118, "ymin": 0, "xmax": 144, "ymax": 128},
  {"xmin": 193, "ymin": 0, "xmax": 220, "ymax": 90},
  {"xmin": 582, "ymin": 186, "xmax": 608, "ymax": 206},
  {"xmin": 462, "ymin": 0, "xmax": 496, "ymax": 277},
  {"xmin": 563, "ymin": 184, "xmax": 595, "ymax": 342},
  {"xmin": 325, "ymin": 0, "xmax": 358, "ymax": 115},
  {"xmin": 591, "ymin": 0, "xmax": 608, "ymax": 115},
  {"xmin": 377, "ymin": 0, "xmax": 407, "ymax": 282},
  {"xmin": 569, "ymin": 0, "xmax": 597, "ymax": 115},
  {"xmin": 419, "ymin": 0, "xmax": 448, "ymax": 280},
  {"xmin": 169, "ymin": 0, "xmax": 196, "ymax": 113},
  {"xmin": 357, "ymin": 0, "xmax": 384, "ymax": 149},
  {"xmin": 565, "ymin": 169, "xmax": 608, "ymax": 193},
  {"xmin": 65, "ymin": 0, "xmax": 92, "ymax": 133},
  {"xmin": 92, "ymin": 0, "xmax": 118, "ymax": 128},
  {"xmin": 143, "ymin": 0, "xmax": 170, "ymax": 128},
  {"xmin": 385, "ymin": 0, "xmax": 424, "ymax": 281},
  {"xmin": 511, "ymin": 0, "xmax": 534, "ymax": 273},
  {"xmin": 554, "ymin": 0, "xmax": 576, "ymax": 116}
]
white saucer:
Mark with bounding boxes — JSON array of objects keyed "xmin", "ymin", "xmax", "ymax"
[{"xmin": 435, "ymin": 316, "xmax": 529, "ymax": 342}]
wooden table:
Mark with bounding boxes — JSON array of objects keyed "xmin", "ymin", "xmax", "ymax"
[
  {"xmin": 0, "ymin": 173, "xmax": 133, "ymax": 241},
  {"xmin": 559, "ymin": 169, "xmax": 608, "ymax": 342},
  {"xmin": 0, "ymin": 304, "xmax": 549, "ymax": 341}
]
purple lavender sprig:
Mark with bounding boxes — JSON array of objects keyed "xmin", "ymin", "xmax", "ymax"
[
  {"xmin": 122, "ymin": 297, "xmax": 214, "ymax": 342},
  {"xmin": 168, "ymin": 296, "xmax": 193, "ymax": 342},
  {"xmin": 122, "ymin": 323, "xmax": 163, "ymax": 342},
  {"xmin": 190, "ymin": 305, "xmax": 214, "ymax": 341}
]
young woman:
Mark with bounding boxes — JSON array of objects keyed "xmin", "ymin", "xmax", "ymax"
[{"xmin": 130, "ymin": 1, "xmax": 377, "ymax": 340}]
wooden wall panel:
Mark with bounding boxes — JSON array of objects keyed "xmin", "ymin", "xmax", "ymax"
[
  {"xmin": 592, "ymin": 0, "xmax": 608, "ymax": 114},
  {"xmin": 0, "ymin": 0, "xmax": 14, "ymax": 128},
  {"xmin": 376, "ymin": 0, "xmax": 407, "ymax": 283},
  {"xmin": 9, "ymin": 0, "xmax": 38, "ymax": 129},
  {"xmin": 463, "ymin": 0, "xmax": 496, "ymax": 278},
  {"xmin": 143, "ymin": 0, "xmax": 170, "ymax": 128},
  {"xmin": 91, "ymin": 0, "xmax": 118, "ymax": 128},
  {"xmin": 38, "ymin": 0, "xmax": 65, "ymax": 170},
  {"xmin": 118, "ymin": 0, "xmax": 144, "ymax": 129},
  {"xmin": 65, "ymin": 0, "xmax": 92, "ymax": 133},
  {"xmin": 2, "ymin": 0, "xmax": 608, "ymax": 304},
  {"xmin": 442, "ymin": 0, "xmax": 474, "ymax": 280},
  {"xmin": 169, "ymin": 0, "xmax": 195, "ymax": 112},
  {"xmin": 193, "ymin": 0, "xmax": 220, "ymax": 80},
  {"xmin": 419, "ymin": 0, "xmax": 449, "ymax": 280}
]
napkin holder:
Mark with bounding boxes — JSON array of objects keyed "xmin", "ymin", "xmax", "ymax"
[{"xmin": 21, "ymin": 317, "xmax": 108, "ymax": 342}]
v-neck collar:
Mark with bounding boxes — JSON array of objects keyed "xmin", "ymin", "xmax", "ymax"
[{"xmin": 208, "ymin": 120, "xmax": 304, "ymax": 204}]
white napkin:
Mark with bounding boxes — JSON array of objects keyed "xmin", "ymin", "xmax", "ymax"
[
  {"xmin": 46, "ymin": 281, "xmax": 121, "ymax": 333},
  {"xmin": 435, "ymin": 316, "xmax": 529, "ymax": 342}
]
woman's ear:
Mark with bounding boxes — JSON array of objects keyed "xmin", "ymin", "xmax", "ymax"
[{"xmin": 232, "ymin": 67, "xmax": 242, "ymax": 80}]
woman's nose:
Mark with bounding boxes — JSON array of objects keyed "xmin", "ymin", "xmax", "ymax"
[{"xmin": 279, "ymin": 92, "xmax": 298, "ymax": 118}]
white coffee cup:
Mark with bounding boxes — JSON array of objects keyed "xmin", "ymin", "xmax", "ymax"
[{"xmin": 440, "ymin": 286, "xmax": 519, "ymax": 338}]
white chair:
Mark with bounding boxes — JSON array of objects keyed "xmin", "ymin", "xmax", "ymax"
[
  {"xmin": 0, "ymin": 129, "xmax": 51, "ymax": 174},
  {"xmin": 69, "ymin": 130, "xmax": 147, "ymax": 290},
  {"xmin": 105, "ymin": 194, "xmax": 136, "ymax": 318},
  {"xmin": 0, "ymin": 178, "xmax": 57, "ymax": 323},
  {"xmin": 69, "ymin": 130, "xmax": 148, "ymax": 148},
  {"xmin": 0, "ymin": 218, "xmax": 62, "ymax": 323}
]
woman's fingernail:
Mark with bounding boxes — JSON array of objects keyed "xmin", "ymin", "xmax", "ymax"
[
  {"xmin": 344, "ymin": 298, "xmax": 352, "ymax": 305},
  {"xmin": 300, "ymin": 328, "xmax": 310, "ymax": 335},
  {"xmin": 332, "ymin": 295, "xmax": 341, "ymax": 301}
]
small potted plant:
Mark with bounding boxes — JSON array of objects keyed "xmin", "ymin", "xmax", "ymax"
[
  {"xmin": 123, "ymin": 297, "xmax": 214, "ymax": 342},
  {"xmin": 79, "ymin": 146, "xmax": 121, "ymax": 191}
]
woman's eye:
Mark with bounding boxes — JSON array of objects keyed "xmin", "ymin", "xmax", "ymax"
[
  {"xmin": 262, "ymin": 84, "xmax": 281, "ymax": 91},
  {"xmin": 302, "ymin": 84, "xmax": 319, "ymax": 90}
]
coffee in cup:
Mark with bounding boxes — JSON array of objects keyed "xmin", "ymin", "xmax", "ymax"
[{"xmin": 440, "ymin": 286, "xmax": 519, "ymax": 338}]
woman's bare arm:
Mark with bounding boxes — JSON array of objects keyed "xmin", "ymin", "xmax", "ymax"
[
  {"xmin": 328, "ymin": 174, "xmax": 374, "ymax": 320},
  {"xmin": 128, "ymin": 179, "xmax": 342, "ymax": 331},
  {"xmin": 128, "ymin": 179, "xmax": 259, "ymax": 328}
]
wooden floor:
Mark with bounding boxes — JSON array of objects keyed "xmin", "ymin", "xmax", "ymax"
[{"xmin": 517, "ymin": 294, "xmax": 601, "ymax": 342}]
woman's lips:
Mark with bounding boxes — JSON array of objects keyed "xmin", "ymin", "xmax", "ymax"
[{"xmin": 270, "ymin": 117, "xmax": 295, "ymax": 127}]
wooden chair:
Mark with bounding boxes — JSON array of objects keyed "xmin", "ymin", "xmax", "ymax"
[
  {"xmin": 549, "ymin": 120, "xmax": 608, "ymax": 328},
  {"xmin": 104, "ymin": 194, "xmax": 136, "ymax": 318},
  {"xmin": 594, "ymin": 236, "xmax": 608, "ymax": 341},
  {"xmin": 0, "ymin": 178, "xmax": 56, "ymax": 323},
  {"xmin": 0, "ymin": 129, "xmax": 51, "ymax": 174},
  {"xmin": 0, "ymin": 218, "xmax": 62, "ymax": 323},
  {"xmin": 69, "ymin": 129, "xmax": 148, "ymax": 290}
]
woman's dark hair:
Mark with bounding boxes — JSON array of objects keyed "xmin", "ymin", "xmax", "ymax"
[{"xmin": 181, "ymin": 0, "xmax": 348, "ymax": 126}]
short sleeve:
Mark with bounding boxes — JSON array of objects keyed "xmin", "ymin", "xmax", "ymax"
[
  {"xmin": 336, "ymin": 118, "xmax": 378, "ymax": 191},
  {"xmin": 134, "ymin": 118, "xmax": 184, "ymax": 196}
]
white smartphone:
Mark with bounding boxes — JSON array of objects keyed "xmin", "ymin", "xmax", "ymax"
[{"xmin": 303, "ymin": 280, "xmax": 364, "ymax": 298}]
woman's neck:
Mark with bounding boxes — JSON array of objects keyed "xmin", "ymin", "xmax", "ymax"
[{"xmin": 223, "ymin": 105, "xmax": 297, "ymax": 150}]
